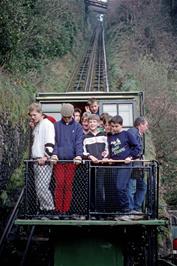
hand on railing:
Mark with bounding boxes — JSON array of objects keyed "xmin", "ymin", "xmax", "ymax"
[
  {"xmin": 73, "ymin": 156, "xmax": 82, "ymax": 165},
  {"xmin": 37, "ymin": 156, "xmax": 48, "ymax": 165},
  {"xmin": 124, "ymin": 156, "xmax": 132, "ymax": 164},
  {"xmin": 88, "ymin": 155, "xmax": 99, "ymax": 164},
  {"xmin": 50, "ymin": 155, "xmax": 59, "ymax": 164}
]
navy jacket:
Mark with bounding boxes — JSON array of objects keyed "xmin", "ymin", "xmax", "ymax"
[
  {"xmin": 53, "ymin": 118, "xmax": 83, "ymax": 160},
  {"xmin": 128, "ymin": 127, "xmax": 143, "ymax": 158},
  {"xmin": 108, "ymin": 130, "xmax": 141, "ymax": 160}
]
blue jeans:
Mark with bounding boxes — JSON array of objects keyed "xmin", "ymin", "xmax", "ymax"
[
  {"xmin": 128, "ymin": 177, "xmax": 147, "ymax": 211},
  {"xmin": 112, "ymin": 166, "xmax": 132, "ymax": 212}
]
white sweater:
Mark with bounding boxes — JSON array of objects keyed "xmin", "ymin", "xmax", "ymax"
[{"xmin": 31, "ymin": 118, "xmax": 55, "ymax": 159}]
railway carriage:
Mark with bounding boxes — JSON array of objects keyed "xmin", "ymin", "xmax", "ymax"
[{"xmin": 4, "ymin": 91, "xmax": 168, "ymax": 266}]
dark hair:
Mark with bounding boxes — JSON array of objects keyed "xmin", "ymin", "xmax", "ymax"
[
  {"xmin": 74, "ymin": 108, "xmax": 82, "ymax": 114},
  {"xmin": 134, "ymin": 116, "xmax": 147, "ymax": 127},
  {"xmin": 100, "ymin": 112, "xmax": 109, "ymax": 121},
  {"xmin": 110, "ymin": 115, "xmax": 123, "ymax": 125},
  {"xmin": 103, "ymin": 115, "xmax": 112, "ymax": 125}
]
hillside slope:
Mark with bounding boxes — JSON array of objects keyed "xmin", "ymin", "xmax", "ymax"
[
  {"xmin": 0, "ymin": 0, "xmax": 87, "ymax": 207},
  {"xmin": 106, "ymin": 0, "xmax": 177, "ymax": 205}
]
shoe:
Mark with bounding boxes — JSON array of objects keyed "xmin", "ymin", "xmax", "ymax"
[
  {"xmin": 114, "ymin": 216, "xmax": 120, "ymax": 221},
  {"xmin": 130, "ymin": 214, "xmax": 144, "ymax": 220},
  {"xmin": 72, "ymin": 214, "xmax": 86, "ymax": 220},
  {"xmin": 119, "ymin": 215, "xmax": 131, "ymax": 221},
  {"xmin": 40, "ymin": 216, "xmax": 50, "ymax": 220},
  {"xmin": 131, "ymin": 210, "xmax": 143, "ymax": 215},
  {"xmin": 80, "ymin": 215, "xmax": 86, "ymax": 220}
]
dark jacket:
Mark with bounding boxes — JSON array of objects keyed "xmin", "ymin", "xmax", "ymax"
[
  {"xmin": 83, "ymin": 131, "xmax": 108, "ymax": 160},
  {"xmin": 53, "ymin": 118, "xmax": 83, "ymax": 160},
  {"xmin": 108, "ymin": 130, "xmax": 141, "ymax": 160},
  {"xmin": 128, "ymin": 127, "xmax": 143, "ymax": 158}
]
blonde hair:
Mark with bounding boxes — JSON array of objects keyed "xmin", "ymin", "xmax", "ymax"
[
  {"xmin": 81, "ymin": 112, "xmax": 90, "ymax": 122},
  {"xmin": 28, "ymin": 103, "xmax": 42, "ymax": 115},
  {"xmin": 88, "ymin": 114, "xmax": 100, "ymax": 122}
]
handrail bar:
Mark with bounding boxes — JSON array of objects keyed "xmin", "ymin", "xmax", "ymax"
[{"xmin": 0, "ymin": 188, "xmax": 24, "ymax": 254}]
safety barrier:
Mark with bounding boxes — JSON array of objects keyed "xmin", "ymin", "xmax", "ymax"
[{"xmin": 19, "ymin": 160, "xmax": 159, "ymax": 220}]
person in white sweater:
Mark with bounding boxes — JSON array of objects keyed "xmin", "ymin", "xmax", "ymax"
[{"xmin": 28, "ymin": 103, "xmax": 55, "ymax": 212}]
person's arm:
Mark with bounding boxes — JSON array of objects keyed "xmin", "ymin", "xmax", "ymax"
[
  {"xmin": 101, "ymin": 135, "xmax": 109, "ymax": 158},
  {"xmin": 83, "ymin": 135, "xmax": 98, "ymax": 163},
  {"xmin": 38, "ymin": 120, "xmax": 55, "ymax": 165},
  {"xmin": 44, "ymin": 121, "xmax": 55, "ymax": 157},
  {"xmin": 75, "ymin": 124, "xmax": 84, "ymax": 158},
  {"xmin": 83, "ymin": 137, "xmax": 89, "ymax": 158},
  {"xmin": 128, "ymin": 131, "xmax": 141, "ymax": 158}
]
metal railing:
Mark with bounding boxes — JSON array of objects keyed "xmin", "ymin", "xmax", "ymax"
[{"xmin": 18, "ymin": 159, "xmax": 159, "ymax": 220}]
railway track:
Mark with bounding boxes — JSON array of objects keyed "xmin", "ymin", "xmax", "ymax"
[{"xmin": 66, "ymin": 21, "xmax": 109, "ymax": 92}]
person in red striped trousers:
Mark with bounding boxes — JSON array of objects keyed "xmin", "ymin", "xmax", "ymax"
[{"xmin": 51, "ymin": 104, "xmax": 83, "ymax": 213}]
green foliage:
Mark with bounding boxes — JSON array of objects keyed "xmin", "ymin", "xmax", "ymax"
[
  {"xmin": 0, "ymin": 0, "xmax": 85, "ymax": 72},
  {"xmin": 106, "ymin": 1, "xmax": 177, "ymax": 206},
  {"xmin": 7, "ymin": 164, "xmax": 24, "ymax": 191},
  {"xmin": 0, "ymin": 191, "xmax": 8, "ymax": 205},
  {"xmin": 0, "ymin": 74, "xmax": 34, "ymax": 125}
]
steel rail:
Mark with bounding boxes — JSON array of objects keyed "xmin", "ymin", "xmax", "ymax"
[{"xmin": 67, "ymin": 22, "xmax": 109, "ymax": 92}]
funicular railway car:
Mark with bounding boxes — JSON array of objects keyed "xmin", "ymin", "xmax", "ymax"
[{"xmin": 14, "ymin": 91, "xmax": 169, "ymax": 266}]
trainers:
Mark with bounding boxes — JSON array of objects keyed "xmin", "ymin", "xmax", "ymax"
[
  {"xmin": 119, "ymin": 215, "xmax": 131, "ymax": 221},
  {"xmin": 114, "ymin": 216, "xmax": 120, "ymax": 221},
  {"xmin": 131, "ymin": 210, "xmax": 143, "ymax": 215},
  {"xmin": 80, "ymin": 215, "xmax": 86, "ymax": 220},
  {"xmin": 40, "ymin": 216, "xmax": 50, "ymax": 220},
  {"xmin": 72, "ymin": 214, "xmax": 86, "ymax": 220},
  {"xmin": 130, "ymin": 214, "xmax": 144, "ymax": 220}
]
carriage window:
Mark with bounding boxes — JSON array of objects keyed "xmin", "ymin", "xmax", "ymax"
[
  {"xmin": 102, "ymin": 103, "xmax": 133, "ymax": 127},
  {"xmin": 102, "ymin": 104, "xmax": 117, "ymax": 116},
  {"xmin": 119, "ymin": 104, "xmax": 133, "ymax": 127},
  {"xmin": 41, "ymin": 103, "xmax": 62, "ymax": 121}
]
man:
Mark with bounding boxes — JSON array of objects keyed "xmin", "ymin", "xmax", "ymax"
[
  {"xmin": 128, "ymin": 116, "xmax": 149, "ymax": 213},
  {"xmin": 28, "ymin": 103, "xmax": 55, "ymax": 213},
  {"xmin": 51, "ymin": 103, "xmax": 83, "ymax": 213}
]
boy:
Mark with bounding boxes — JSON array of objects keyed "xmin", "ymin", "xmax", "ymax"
[
  {"xmin": 28, "ymin": 103, "xmax": 55, "ymax": 213},
  {"xmin": 108, "ymin": 115, "xmax": 141, "ymax": 217},
  {"xmin": 83, "ymin": 114, "xmax": 108, "ymax": 214},
  {"xmin": 102, "ymin": 114, "xmax": 112, "ymax": 134},
  {"xmin": 74, "ymin": 108, "xmax": 82, "ymax": 123},
  {"xmin": 87, "ymin": 98, "xmax": 99, "ymax": 115},
  {"xmin": 81, "ymin": 112, "xmax": 90, "ymax": 135}
]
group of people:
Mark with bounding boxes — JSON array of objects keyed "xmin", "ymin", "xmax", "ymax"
[{"xmin": 28, "ymin": 98, "xmax": 148, "ymax": 219}]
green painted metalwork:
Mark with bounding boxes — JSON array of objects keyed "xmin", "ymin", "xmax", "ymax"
[
  {"xmin": 54, "ymin": 237, "xmax": 123, "ymax": 266},
  {"xmin": 15, "ymin": 219, "xmax": 168, "ymax": 226}
]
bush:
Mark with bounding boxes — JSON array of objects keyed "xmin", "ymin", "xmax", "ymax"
[{"xmin": 0, "ymin": 0, "xmax": 85, "ymax": 72}]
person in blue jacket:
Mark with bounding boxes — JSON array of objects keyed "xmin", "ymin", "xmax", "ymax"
[
  {"xmin": 51, "ymin": 103, "xmax": 83, "ymax": 213},
  {"xmin": 108, "ymin": 115, "xmax": 141, "ymax": 216},
  {"xmin": 128, "ymin": 116, "xmax": 148, "ymax": 213}
]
